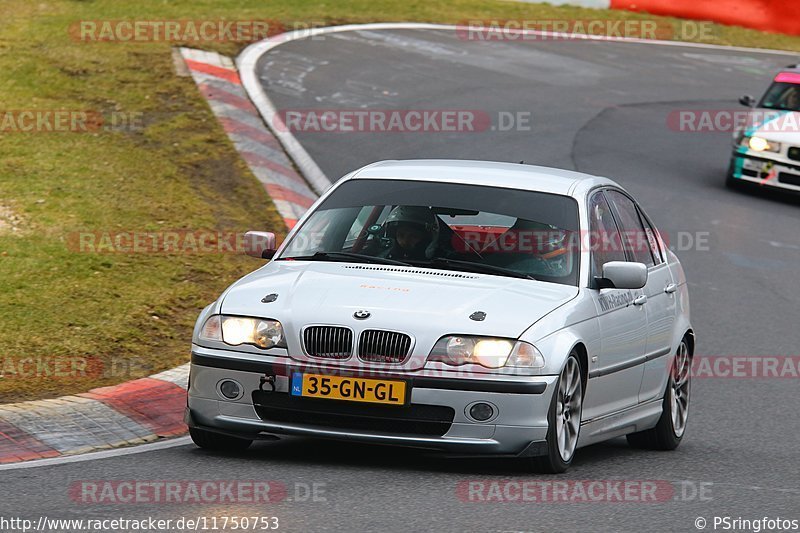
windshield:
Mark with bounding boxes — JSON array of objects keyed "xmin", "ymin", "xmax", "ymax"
[
  {"xmin": 759, "ymin": 81, "xmax": 800, "ymax": 112},
  {"xmin": 278, "ymin": 179, "xmax": 581, "ymax": 286}
]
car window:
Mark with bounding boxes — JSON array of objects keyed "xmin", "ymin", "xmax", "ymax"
[
  {"xmin": 588, "ymin": 191, "xmax": 625, "ymax": 279},
  {"xmin": 637, "ymin": 206, "xmax": 663, "ymax": 265},
  {"xmin": 605, "ymin": 190, "xmax": 656, "ymax": 267},
  {"xmin": 759, "ymin": 81, "xmax": 800, "ymax": 112}
]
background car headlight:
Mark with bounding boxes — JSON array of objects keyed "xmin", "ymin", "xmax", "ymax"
[
  {"xmin": 199, "ymin": 315, "xmax": 285, "ymax": 349},
  {"xmin": 428, "ymin": 336, "xmax": 544, "ymax": 368},
  {"xmin": 745, "ymin": 136, "xmax": 781, "ymax": 153}
]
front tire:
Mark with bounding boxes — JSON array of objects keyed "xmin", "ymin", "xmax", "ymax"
[
  {"xmin": 726, "ymin": 158, "xmax": 743, "ymax": 189},
  {"xmin": 189, "ymin": 427, "xmax": 253, "ymax": 452},
  {"xmin": 528, "ymin": 352, "xmax": 583, "ymax": 474},
  {"xmin": 627, "ymin": 338, "xmax": 691, "ymax": 450}
]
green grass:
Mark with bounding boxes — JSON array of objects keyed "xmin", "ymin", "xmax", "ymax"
[{"xmin": 1, "ymin": 0, "xmax": 799, "ymax": 401}]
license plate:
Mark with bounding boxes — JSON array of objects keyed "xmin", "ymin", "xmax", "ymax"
[{"xmin": 290, "ymin": 373, "xmax": 407, "ymax": 405}]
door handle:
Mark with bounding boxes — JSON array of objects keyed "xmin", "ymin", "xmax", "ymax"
[
  {"xmin": 633, "ymin": 295, "xmax": 648, "ymax": 306},
  {"xmin": 664, "ymin": 283, "xmax": 677, "ymax": 294}
]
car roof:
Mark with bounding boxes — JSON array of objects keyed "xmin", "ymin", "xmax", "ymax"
[
  {"xmin": 774, "ymin": 64, "xmax": 800, "ymax": 81},
  {"xmin": 349, "ymin": 159, "xmax": 616, "ymax": 197}
]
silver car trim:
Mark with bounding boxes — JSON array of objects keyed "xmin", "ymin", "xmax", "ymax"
[
  {"xmin": 587, "ymin": 346, "xmax": 671, "ymax": 379},
  {"xmin": 580, "ymin": 396, "xmax": 663, "ymax": 425}
]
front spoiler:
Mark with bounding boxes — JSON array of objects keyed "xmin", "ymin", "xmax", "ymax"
[{"xmin": 185, "ymin": 407, "xmax": 548, "ymax": 458}]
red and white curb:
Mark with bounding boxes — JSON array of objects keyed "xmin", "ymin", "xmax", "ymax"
[
  {"xmin": 179, "ymin": 48, "xmax": 322, "ymax": 229},
  {"xmin": 0, "ymin": 365, "xmax": 188, "ymax": 463}
]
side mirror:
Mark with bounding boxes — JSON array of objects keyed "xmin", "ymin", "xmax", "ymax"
[
  {"xmin": 243, "ymin": 231, "xmax": 277, "ymax": 259},
  {"xmin": 596, "ymin": 261, "xmax": 648, "ymax": 289},
  {"xmin": 739, "ymin": 94, "xmax": 756, "ymax": 107}
]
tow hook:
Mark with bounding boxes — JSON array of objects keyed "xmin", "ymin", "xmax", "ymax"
[{"xmin": 259, "ymin": 374, "xmax": 276, "ymax": 393}]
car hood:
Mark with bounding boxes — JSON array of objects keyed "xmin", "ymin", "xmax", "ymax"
[
  {"xmin": 219, "ymin": 261, "xmax": 579, "ymax": 370},
  {"xmin": 746, "ymin": 110, "xmax": 800, "ymax": 144}
]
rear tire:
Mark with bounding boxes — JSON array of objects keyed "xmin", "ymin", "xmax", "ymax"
[
  {"xmin": 189, "ymin": 427, "xmax": 253, "ymax": 451},
  {"xmin": 527, "ymin": 352, "xmax": 583, "ymax": 474},
  {"xmin": 627, "ymin": 338, "xmax": 691, "ymax": 450}
]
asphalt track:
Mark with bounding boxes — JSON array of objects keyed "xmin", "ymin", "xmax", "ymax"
[{"xmin": 3, "ymin": 29, "xmax": 800, "ymax": 532}]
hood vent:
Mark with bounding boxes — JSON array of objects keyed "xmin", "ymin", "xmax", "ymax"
[{"xmin": 343, "ymin": 265, "xmax": 478, "ymax": 279}]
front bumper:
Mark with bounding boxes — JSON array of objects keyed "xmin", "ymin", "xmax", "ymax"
[
  {"xmin": 186, "ymin": 346, "xmax": 557, "ymax": 456},
  {"xmin": 729, "ymin": 151, "xmax": 800, "ymax": 193}
]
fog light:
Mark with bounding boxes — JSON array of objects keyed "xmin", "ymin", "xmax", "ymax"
[
  {"xmin": 469, "ymin": 402, "xmax": 494, "ymax": 422},
  {"xmin": 219, "ymin": 380, "xmax": 242, "ymax": 400}
]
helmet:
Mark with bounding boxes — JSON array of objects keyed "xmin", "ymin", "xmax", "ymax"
[
  {"xmin": 384, "ymin": 206, "xmax": 439, "ymax": 234},
  {"xmin": 383, "ymin": 206, "xmax": 440, "ymax": 258}
]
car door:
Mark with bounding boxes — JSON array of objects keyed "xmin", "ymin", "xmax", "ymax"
[
  {"xmin": 605, "ymin": 190, "xmax": 677, "ymax": 404},
  {"xmin": 583, "ymin": 190, "xmax": 648, "ymax": 421}
]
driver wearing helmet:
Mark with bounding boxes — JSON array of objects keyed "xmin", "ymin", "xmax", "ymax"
[{"xmin": 380, "ymin": 206, "xmax": 440, "ymax": 260}]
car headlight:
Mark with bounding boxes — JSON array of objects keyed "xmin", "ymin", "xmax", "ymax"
[
  {"xmin": 745, "ymin": 136, "xmax": 782, "ymax": 153},
  {"xmin": 427, "ymin": 336, "xmax": 545, "ymax": 369},
  {"xmin": 198, "ymin": 315, "xmax": 286, "ymax": 349}
]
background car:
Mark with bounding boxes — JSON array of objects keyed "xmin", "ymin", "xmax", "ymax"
[{"xmin": 728, "ymin": 64, "xmax": 800, "ymax": 192}]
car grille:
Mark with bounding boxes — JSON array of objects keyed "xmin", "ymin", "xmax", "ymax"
[
  {"xmin": 788, "ymin": 146, "xmax": 800, "ymax": 162},
  {"xmin": 778, "ymin": 172, "xmax": 800, "ymax": 187},
  {"xmin": 741, "ymin": 167, "xmax": 758, "ymax": 178},
  {"xmin": 358, "ymin": 330, "xmax": 412, "ymax": 364},
  {"xmin": 252, "ymin": 392, "xmax": 455, "ymax": 437},
  {"xmin": 302, "ymin": 326, "xmax": 353, "ymax": 359}
]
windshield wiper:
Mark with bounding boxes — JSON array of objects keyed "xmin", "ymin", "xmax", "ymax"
[
  {"xmin": 280, "ymin": 251, "xmax": 412, "ymax": 267},
  {"xmin": 407, "ymin": 257, "xmax": 536, "ymax": 280}
]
